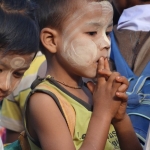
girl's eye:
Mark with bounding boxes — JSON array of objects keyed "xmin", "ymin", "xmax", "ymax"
[
  {"xmin": 13, "ymin": 72, "xmax": 24, "ymax": 78},
  {"xmin": 0, "ymin": 69, "xmax": 2, "ymax": 73},
  {"xmin": 87, "ymin": 31, "xmax": 97, "ymax": 36}
]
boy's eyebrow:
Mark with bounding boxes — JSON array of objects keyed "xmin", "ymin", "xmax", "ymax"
[
  {"xmin": 85, "ymin": 22, "xmax": 102, "ymax": 27},
  {"xmin": 85, "ymin": 20, "xmax": 113, "ymax": 28}
]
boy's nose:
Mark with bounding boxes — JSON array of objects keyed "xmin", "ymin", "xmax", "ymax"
[
  {"xmin": 0, "ymin": 81, "xmax": 11, "ymax": 92},
  {"xmin": 96, "ymin": 33, "xmax": 111, "ymax": 51},
  {"xmin": 97, "ymin": 38, "xmax": 110, "ymax": 51}
]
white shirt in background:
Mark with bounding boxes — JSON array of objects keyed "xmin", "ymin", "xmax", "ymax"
[{"xmin": 117, "ymin": 4, "xmax": 150, "ymax": 31}]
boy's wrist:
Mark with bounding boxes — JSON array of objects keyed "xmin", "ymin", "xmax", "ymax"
[
  {"xmin": 112, "ymin": 113, "xmax": 128, "ymax": 127},
  {"xmin": 92, "ymin": 109, "xmax": 112, "ymax": 123}
]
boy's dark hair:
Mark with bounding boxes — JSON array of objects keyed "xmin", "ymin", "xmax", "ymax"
[
  {"xmin": 34, "ymin": 0, "xmax": 103, "ymax": 53},
  {"xmin": 0, "ymin": 0, "xmax": 39, "ymax": 55}
]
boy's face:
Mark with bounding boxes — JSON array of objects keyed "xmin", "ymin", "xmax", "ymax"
[
  {"xmin": 0, "ymin": 52, "xmax": 34, "ymax": 100},
  {"xmin": 59, "ymin": 1, "xmax": 113, "ymax": 78}
]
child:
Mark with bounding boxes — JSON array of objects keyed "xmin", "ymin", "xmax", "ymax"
[
  {"xmin": 24, "ymin": 0, "xmax": 142, "ymax": 150},
  {"xmin": 0, "ymin": 52, "xmax": 46, "ymax": 143},
  {"xmin": 0, "ymin": 0, "xmax": 40, "ymax": 147}
]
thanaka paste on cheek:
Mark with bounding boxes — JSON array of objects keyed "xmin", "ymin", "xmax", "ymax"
[
  {"xmin": 5, "ymin": 71, "xmax": 12, "ymax": 91},
  {"xmin": 67, "ymin": 38, "xmax": 97, "ymax": 67},
  {"xmin": 0, "ymin": 54, "xmax": 34, "ymax": 95},
  {"xmin": 0, "ymin": 70, "xmax": 20, "ymax": 95},
  {"xmin": 0, "ymin": 57, "xmax": 25, "ymax": 93},
  {"xmin": 0, "ymin": 70, "xmax": 14, "ymax": 95}
]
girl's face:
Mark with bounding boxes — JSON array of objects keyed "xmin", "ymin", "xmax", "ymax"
[
  {"xmin": 0, "ymin": 52, "xmax": 34, "ymax": 100},
  {"xmin": 59, "ymin": 1, "xmax": 113, "ymax": 78}
]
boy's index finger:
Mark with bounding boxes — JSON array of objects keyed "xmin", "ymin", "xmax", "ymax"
[
  {"xmin": 104, "ymin": 58, "xmax": 110, "ymax": 71},
  {"xmin": 97, "ymin": 57, "xmax": 106, "ymax": 84},
  {"xmin": 97, "ymin": 57, "xmax": 104, "ymax": 71}
]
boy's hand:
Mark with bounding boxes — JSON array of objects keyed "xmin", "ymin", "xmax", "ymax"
[
  {"xmin": 112, "ymin": 76, "xmax": 129, "ymax": 123},
  {"xmin": 89, "ymin": 58, "xmax": 128, "ymax": 100},
  {"xmin": 98, "ymin": 58, "xmax": 129, "ymax": 99},
  {"xmin": 87, "ymin": 57, "xmax": 123, "ymax": 120},
  {"xmin": 99, "ymin": 58, "xmax": 129, "ymax": 123},
  {"xmin": 87, "ymin": 57, "xmax": 129, "ymax": 121}
]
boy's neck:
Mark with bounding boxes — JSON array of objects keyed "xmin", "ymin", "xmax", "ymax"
[{"xmin": 46, "ymin": 58, "xmax": 83, "ymax": 89}]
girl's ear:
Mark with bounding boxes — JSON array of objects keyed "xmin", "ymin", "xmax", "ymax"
[{"xmin": 40, "ymin": 28, "xmax": 59, "ymax": 53}]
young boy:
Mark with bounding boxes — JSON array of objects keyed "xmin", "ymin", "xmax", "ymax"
[
  {"xmin": 24, "ymin": 0, "xmax": 142, "ymax": 150},
  {"xmin": 0, "ymin": 0, "xmax": 40, "ymax": 147}
]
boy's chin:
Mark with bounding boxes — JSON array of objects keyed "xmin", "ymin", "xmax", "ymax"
[{"xmin": 83, "ymin": 71, "xmax": 97, "ymax": 79}]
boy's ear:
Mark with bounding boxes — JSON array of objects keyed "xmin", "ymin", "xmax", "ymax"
[{"xmin": 40, "ymin": 28, "xmax": 59, "ymax": 53}]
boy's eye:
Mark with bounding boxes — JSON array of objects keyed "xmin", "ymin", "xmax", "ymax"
[
  {"xmin": 86, "ymin": 31, "xmax": 97, "ymax": 36},
  {"xmin": 13, "ymin": 72, "xmax": 24, "ymax": 78},
  {"xmin": 106, "ymin": 32, "xmax": 110, "ymax": 36}
]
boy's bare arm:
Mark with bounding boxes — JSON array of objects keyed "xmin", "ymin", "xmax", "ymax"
[
  {"xmin": 113, "ymin": 114, "xmax": 143, "ymax": 150},
  {"xmin": 28, "ymin": 92, "xmax": 115, "ymax": 150}
]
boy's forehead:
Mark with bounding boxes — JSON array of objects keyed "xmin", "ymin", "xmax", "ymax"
[
  {"xmin": 63, "ymin": 1, "xmax": 113, "ymax": 34},
  {"xmin": 66, "ymin": 1, "xmax": 113, "ymax": 25}
]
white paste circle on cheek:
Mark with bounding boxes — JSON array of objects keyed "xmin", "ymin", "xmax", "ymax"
[
  {"xmin": 10, "ymin": 57, "xmax": 25, "ymax": 69},
  {"xmin": 62, "ymin": 38, "xmax": 98, "ymax": 67}
]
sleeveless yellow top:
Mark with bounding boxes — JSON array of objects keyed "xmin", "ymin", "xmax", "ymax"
[{"xmin": 24, "ymin": 77, "xmax": 120, "ymax": 150}]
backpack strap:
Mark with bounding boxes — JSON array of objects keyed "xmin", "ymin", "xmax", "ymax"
[
  {"xmin": 110, "ymin": 31, "xmax": 135, "ymax": 78},
  {"xmin": 34, "ymin": 83, "xmax": 76, "ymax": 138}
]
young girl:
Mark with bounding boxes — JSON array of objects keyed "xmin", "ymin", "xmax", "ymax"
[
  {"xmin": 24, "ymin": 0, "xmax": 142, "ymax": 150},
  {"xmin": 0, "ymin": 0, "xmax": 39, "ymax": 148}
]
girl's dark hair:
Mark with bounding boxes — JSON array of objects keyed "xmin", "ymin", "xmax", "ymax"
[{"xmin": 0, "ymin": 0, "xmax": 39, "ymax": 55}]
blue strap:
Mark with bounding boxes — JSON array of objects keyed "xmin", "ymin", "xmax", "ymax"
[
  {"xmin": 110, "ymin": 31, "xmax": 135, "ymax": 78},
  {"xmin": 110, "ymin": 31, "xmax": 150, "ymax": 105}
]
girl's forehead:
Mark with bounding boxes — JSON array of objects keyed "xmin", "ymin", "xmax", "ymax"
[{"xmin": 0, "ymin": 53, "xmax": 34, "ymax": 69}]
